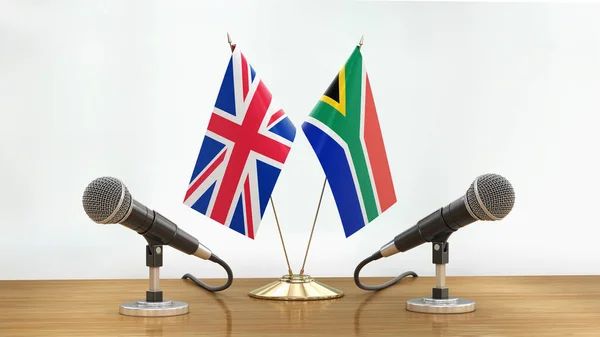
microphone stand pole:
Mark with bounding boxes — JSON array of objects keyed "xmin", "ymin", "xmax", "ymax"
[
  {"xmin": 119, "ymin": 238, "xmax": 189, "ymax": 316},
  {"xmin": 406, "ymin": 240, "xmax": 475, "ymax": 314}
]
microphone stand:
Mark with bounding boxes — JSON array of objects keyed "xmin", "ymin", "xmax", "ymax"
[
  {"xmin": 119, "ymin": 237, "xmax": 189, "ymax": 317},
  {"xmin": 406, "ymin": 235, "xmax": 475, "ymax": 314}
]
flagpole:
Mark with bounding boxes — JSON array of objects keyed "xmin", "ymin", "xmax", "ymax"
[
  {"xmin": 227, "ymin": 32, "xmax": 236, "ymax": 51},
  {"xmin": 270, "ymin": 196, "xmax": 294, "ymax": 276},
  {"xmin": 299, "ymin": 178, "xmax": 327, "ymax": 275},
  {"xmin": 227, "ymin": 33, "xmax": 293, "ymax": 276},
  {"xmin": 298, "ymin": 35, "xmax": 365, "ymax": 276}
]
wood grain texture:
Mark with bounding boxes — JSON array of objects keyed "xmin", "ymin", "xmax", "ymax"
[{"xmin": 1, "ymin": 276, "xmax": 599, "ymax": 336}]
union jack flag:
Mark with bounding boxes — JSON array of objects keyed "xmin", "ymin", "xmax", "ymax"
[{"xmin": 183, "ymin": 47, "xmax": 296, "ymax": 239}]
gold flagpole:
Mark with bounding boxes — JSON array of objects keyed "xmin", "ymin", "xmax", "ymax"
[
  {"xmin": 227, "ymin": 33, "xmax": 294, "ymax": 277},
  {"xmin": 299, "ymin": 178, "xmax": 327, "ymax": 275},
  {"xmin": 270, "ymin": 196, "xmax": 294, "ymax": 276},
  {"xmin": 227, "ymin": 32, "xmax": 235, "ymax": 51},
  {"xmin": 248, "ymin": 35, "xmax": 365, "ymax": 301}
]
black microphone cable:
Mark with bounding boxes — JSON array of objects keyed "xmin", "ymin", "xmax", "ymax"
[
  {"xmin": 353, "ymin": 252, "xmax": 418, "ymax": 291},
  {"xmin": 182, "ymin": 254, "xmax": 233, "ymax": 292}
]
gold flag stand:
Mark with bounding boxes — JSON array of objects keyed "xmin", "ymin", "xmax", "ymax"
[
  {"xmin": 234, "ymin": 34, "xmax": 365, "ymax": 301},
  {"xmin": 248, "ymin": 179, "xmax": 343, "ymax": 300}
]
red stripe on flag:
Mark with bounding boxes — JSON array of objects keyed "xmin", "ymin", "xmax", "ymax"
[
  {"xmin": 267, "ymin": 109, "xmax": 285, "ymax": 127},
  {"xmin": 243, "ymin": 176, "xmax": 255, "ymax": 239},
  {"xmin": 364, "ymin": 74, "xmax": 396, "ymax": 212},
  {"xmin": 251, "ymin": 134, "xmax": 290, "ymax": 163},
  {"xmin": 206, "ymin": 114, "xmax": 241, "ymax": 143},
  {"xmin": 210, "ymin": 81, "xmax": 278, "ymax": 224},
  {"xmin": 207, "ymin": 114, "xmax": 290, "ymax": 164},
  {"xmin": 241, "ymin": 54, "xmax": 249, "ymax": 100},
  {"xmin": 184, "ymin": 150, "xmax": 227, "ymax": 202}
]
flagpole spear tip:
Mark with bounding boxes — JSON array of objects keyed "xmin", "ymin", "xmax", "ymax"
[
  {"xmin": 227, "ymin": 32, "xmax": 235, "ymax": 52},
  {"xmin": 358, "ymin": 35, "xmax": 364, "ymax": 49}
]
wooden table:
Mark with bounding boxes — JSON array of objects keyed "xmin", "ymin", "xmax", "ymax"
[{"xmin": 1, "ymin": 276, "xmax": 599, "ymax": 336}]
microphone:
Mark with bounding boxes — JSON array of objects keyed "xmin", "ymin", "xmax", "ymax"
[
  {"xmin": 354, "ymin": 173, "xmax": 515, "ymax": 291},
  {"xmin": 379, "ymin": 173, "xmax": 515, "ymax": 258},
  {"xmin": 81, "ymin": 176, "xmax": 233, "ymax": 292}
]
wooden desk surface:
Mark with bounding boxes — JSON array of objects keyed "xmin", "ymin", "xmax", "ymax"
[{"xmin": 0, "ymin": 276, "xmax": 599, "ymax": 336}]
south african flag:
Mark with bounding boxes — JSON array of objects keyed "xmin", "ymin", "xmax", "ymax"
[{"xmin": 302, "ymin": 45, "xmax": 396, "ymax": 238}]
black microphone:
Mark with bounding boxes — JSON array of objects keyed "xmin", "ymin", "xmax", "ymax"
[
  {"xmin": 81, "ymin": 176, "xmax": 233, "ymax": 292},
  {"xmin": 379, "ymin": 173, "xmax": 515, "ymax": 257},
  {"xmin": 354, "ymin": 173, "xmax": 515, "ymax": 291}
]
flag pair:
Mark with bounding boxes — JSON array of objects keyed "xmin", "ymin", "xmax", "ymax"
[{"xmin": 183, "ymin": 44, "xmax": 396, "ymax": 239}]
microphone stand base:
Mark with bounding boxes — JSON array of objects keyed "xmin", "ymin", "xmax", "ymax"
[
  {"xmin": 406, "ymin": 296, "xmax": 475, "ymax": 314},
  {"xmin": 119, "ymin": 300, "xmax": 189, "ymax": 317},
  {"xmin": 248, "ymin": 274, "xmax": 344, "ymax": 301}
]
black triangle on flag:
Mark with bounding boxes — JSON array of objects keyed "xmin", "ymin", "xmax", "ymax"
[{"xmin": 323, "ymin": 73, "xmax": 340, "ymax": 104}]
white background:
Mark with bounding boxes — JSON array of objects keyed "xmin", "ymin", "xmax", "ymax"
[{"xmin": 1, "ymin": 0, "xmax": 599, "ymax": 280}]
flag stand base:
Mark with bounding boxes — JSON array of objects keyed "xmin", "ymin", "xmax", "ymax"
[{"xmin": 248, "ymin": 274, "xmax": 344, "ymax": 301}]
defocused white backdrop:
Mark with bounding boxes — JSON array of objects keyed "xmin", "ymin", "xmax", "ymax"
[{"xmin": 1, "ymin": 0, "xmax": 600, "ymax": 280}]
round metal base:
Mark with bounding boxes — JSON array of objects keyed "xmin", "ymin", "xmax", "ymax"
[
  {"xmin": 248, "ymin": 274, "xmax": 344, "ymax": 301},
  {"xmin": 119, "ymin": 300, "xmax": 189, "ymax": 317},
  {"xmin": 406, "ymin": 296, "xmax": 475, "ymax": 314}
]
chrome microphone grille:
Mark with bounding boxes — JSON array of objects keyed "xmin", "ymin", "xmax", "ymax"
[
  {"xmin": 466, "ymin": 173, "xmax": 515, "ymax": 221},
  {"xmin": 82, "ymin": 176, "xmax": 132, "ymax": 224}
]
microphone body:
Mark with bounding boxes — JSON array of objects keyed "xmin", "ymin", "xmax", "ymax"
[
  {"xmin": 376, "ymin": 173, "xmax": 515, "ymax": 259},
  {"xmin": 121, "ymin": 200, "xmax": 212, "ymax": 260},
  {"xmin": 379, "ymin": 196, "xmax": 475, "ymax": 257},
  {"xmin": 82, "ymin": 177, "xmax": 211, "ymax": 260}
]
